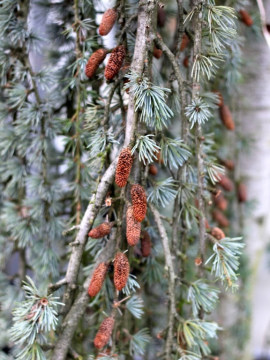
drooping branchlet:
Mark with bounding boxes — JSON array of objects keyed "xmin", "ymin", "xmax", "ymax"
[
  {"xmin": 94, "ymin": 316, "xmax": 115, "ymax": 349},
  {"xmin": 131, "ymin": 184, "xmax": 147, "ymax": 222},
  {"xmin": 88, "ymin": 262, "xmax": 108, "ymax": 297},
  {"xmin": 99, "ymin": 8, "xmax": 118, "ymax": 36},
  {"xmin": 219, "ymin": 104, "xmax": 235, "ymax": 131},
  {"xmin": 88, "ymin": 222, "xmax": 112, "ymax": 239},
  {"xmin": 115, "ymin": 147, "xmax": 133, "ymax": 187},
  {"xmin": 211, "ymin": 227, "xmax": 226, "ymax": 240},
  {"xmin": 126, "ymin": 206, "xmax": 141, "ymax": 246},
  {"xmin": 85, "ymin": 49, "xmax": 107, "ymax": 79},
  {"xmin": 141, "ymin": 230, "xmax": 151, "ymax": 257},
  {"xmin": 114, "ymin": 252, "xmax": 130, "ymax": 291},
  {"xmin": 105, "ymin": 45, "xmax": 126, "ymax": 80}
]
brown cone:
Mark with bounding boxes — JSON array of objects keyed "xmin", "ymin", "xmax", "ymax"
[
  {"xmin": 239, "ymin": 9, "xmax": 253, "ymax": 27},
  {"xmin": 183, "ymin": 56, "xmax": 189, "ymax": 68},
  {"xmin": 99, "ymin": 9, "xmax": 118, "ymax": 36},
  {"xmin": 131, "ymin": 184, "xmax": 147, "ymax": 222},
  {"xmin": 154, "ymin": 150, "xmax": 163, "ymax": 164},
  {"xmin": 105, "ymin": 45, "xmax": 126, "ymax": 81},
  {"xmin": 153, "ymin": 47, "xmax": 163, "ymax": 59},
  {"xmin": 221, "ymin": 159, "xmax": 235, "ymax": 171},
  {"xmin": 85, "ymin": 49, "xmax": 107, "ymax": 79},
  {"xmin": 149, "ymin": 164, "xmax": 158, "ymax": 176},
  {"xmin": 214, "ymin": 192, "xmax": 228, "ymax": 211},
  {"xmin": 218, "ymin": 174, "xmax": 234, "ymax": 192},
  {"xmin": 94, "ymin": 317, "xmax": 115, "ymax": 349},
  {"xmin": 126, "ymin": 206, "xmax": 141, "ymax": 246},
  {"xmin": 237, "ymin": 182, "xmax": 247, "ymax": 203},
  {"xmin": 219, "ymin": 104, "xmax": 235, "ymax": 130},
  {"xmin": 211, "ymin": 227, "xmax": 225, "ymax": 240},
  {"xmin": 141, "ymin": 231, "xmax": 151, "ymax": 257},
  {"xmin": 114, "ymin": 252, "xmax": 130, "ymax": 291},
  {"xmin": 88, "ymin": 262, "xmax": 108, "ymax": 297},
  {"xmin": 180, "ymin": 33, "xmax": 189, "ymax": 51},
  {"xmin": 157, "ymin": 7, "xmax": 166, "ymax": 27},
  {"xmin": 88, "ymin": 222, "xmax": 112, "ymax": 239},
  {"xmin": 115, "ymin": 147, "xmax": 133, "ymax": 187},
  {"xmin": 213, "ymin": 209, "xmax": 229, "ymax": 228}
]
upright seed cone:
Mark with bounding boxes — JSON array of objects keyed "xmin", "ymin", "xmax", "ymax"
[
  {"xmin": 115, "ymin": 147, "xmax": 133, "ymax": 187},
  {"xmin": 239, "ymin": 9, "xmax": 253, "ymax": 27},
  {"xmin": 114, "ymin": 252, "xmax": 130, "ymax": 290},
  {"xmin": 94, "ymin": 317, "xmax": 115, "ymax": 349},
  {"xmin": 149, "ymin": 164, "xmax": 158, "ymax": 176},
  {"xmin": 153, "ymin": 47, "xmax": 162, "ymax": 59},
  {"xmin": 157, "ymin": 7, "xmax": 166, "ymax": 27},
  {"xmin": 211, "ymin": 227, "xmax": 225, "ymax": 240},
  {"xmin": 141, "ymin": 231, "xmax": 151, "ymax": 257},
  {"xmin": 218, "ymin": 174, "xmax": 234, "ymax": 192},
  {"xmin": 85, "ymin": 49, "xmax": 107, "ymax": 79},
  {"xmin": 88, "ymin": 262, "xmax": 108, "ymax": 297},
  {"xmin": 99, "ymin": 9, "xmax": 117, "ymax": 36},
  {"xmin": 180, "ymin": 33, "xmax": 189, "ymax": 51},
  {"xmin": 105, "ymin": 45, "xmax": 126, "ymax": 80},
  {"xmin": 131, "ymin": 184, "xmax": 147, "ymax": 222},
  {"xmin": 219, "ymin": 104, "xmax": 235, "ymax": 130},
  {"xmin": 88, "ymin": 222, "xmax": 112, "ymax": 239},
  {"xmin": 237, "ymin": 182, "xmax": 247, "ymax": 203},
  {"xmin": 214, "ymin": 192, "xmax": 228, "ymax": 211},
  {"xmin": 213, "ymin": 209, "xmax": 229, "ymax": 228},
  {"xmin": 126, "ymin": 206, "xmax": 141, "ymax": 246}
]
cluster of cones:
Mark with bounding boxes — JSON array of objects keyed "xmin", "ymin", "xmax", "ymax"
[{"xmin": 87, "ymin": 147, "xmax": 151, "ymax": 351}]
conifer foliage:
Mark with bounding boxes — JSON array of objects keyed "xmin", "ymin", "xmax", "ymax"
[{"xmin": 0, "ymin": 0, "xmax": 258, "ymax": 359}]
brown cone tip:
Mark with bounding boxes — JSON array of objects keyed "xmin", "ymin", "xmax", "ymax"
[
  {"xmin": 131, "ymin": 184, "xmax": 147, "ymax": 222},
  {"xmin": 141, "ymin": 230, "xmax": 151, "ymax": 257},
  {"xmin": 114, "ymin": 252, "xmax": 130, "ymax": 291},
  {"xmin": 239, "ymin": 9, "xmax": 253, "ymax": 27},
  {"xmin": 99, "ymin": 9, "xmax": 118, "ymax": 36},
  {"xmin": 88, "ymin": 262, "xmax": 108, "ymax": 297},
  {"xmin": 85, "ymin": 49, "xmax": 107, "ymax": 79},
  {"xmin": 213, "ymin": 91, "xmax": 224, "ymax": 107},
  {"xmin": 219, "ymin": 104, "xmax": 235, "ymax": 131},
  {"xmin": 94, "ymin": 317, "xmax": 115, "ymax": 349},
  {"xmin": 218, "ymin": 174, "xmax": 234, "ymax": 192},
  {"xmin": 221, "ymin": 159, "xmax": 235, "ymax": 171},
  {"xmin": 126, "ymin": 206, "xmax": 141, "ymax": 246},
  {"xmin": 213, "ymin": 209, "xmax": 229, "ymax": 228},
  {"xmin": 211, "ymin": 227, "xmax": 225, "ymax": 240},
  {"xmin": 105, "ymin": 45, "xmax": 126, "ymax": 81},
  {"xmin": 149, "ymin": 164, "xmax": 158, "ymax": 176},
  {"xmin": 88, "ymin": 222, "xmax": 112, "ymax": 239},
  {"xmin": 115, "ymin": 147, "xmax": 133, "ymax": 187},
  {"xmin": 238, "ymin": 182, "xmax": 247, "ymax": 203}
]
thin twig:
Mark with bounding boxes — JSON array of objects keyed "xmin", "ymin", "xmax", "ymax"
[{"xmin": 150, "ymin": 204, "xmax": 176, "ymax": 360}]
